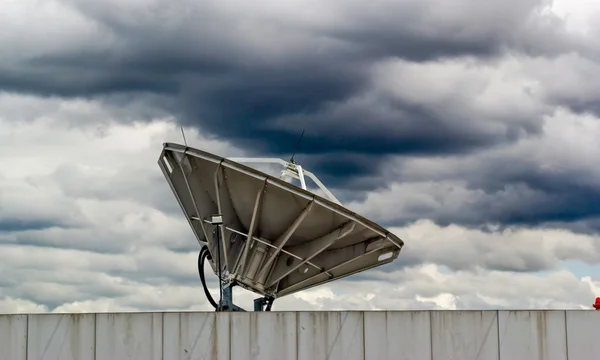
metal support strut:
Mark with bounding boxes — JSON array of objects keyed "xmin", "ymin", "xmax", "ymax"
[
  {"xmin": 198, "ymin": 214, "xmax": 274, "ymax": 312},
  {"xmin": 198, "ymin": 246, "xmax": 245, "ymax": 312},
  {"xmin": 253, "ymin": 296, "xmax": 275, "ymax": 311}
]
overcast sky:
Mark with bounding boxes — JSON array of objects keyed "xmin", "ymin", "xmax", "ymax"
[{"xmin": 3, "ymin": 0, "xmax": 600, "ymax": 313}]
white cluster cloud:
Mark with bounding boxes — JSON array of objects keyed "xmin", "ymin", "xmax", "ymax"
[
  {"xmin": 2, "ymin": 0, "xmax": 600, "ymax": 314},
  {"xmin": 0, "ymin": 93, "xmax": 599, "ymax": 313}
]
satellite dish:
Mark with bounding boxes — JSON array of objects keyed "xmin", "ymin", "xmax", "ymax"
[{"xmin": 159, "ymin": 142, "xmax": 404, "ymax": 310}]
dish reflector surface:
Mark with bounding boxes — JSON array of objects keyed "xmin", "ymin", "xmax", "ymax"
[{"xmin": 159, "ymin": 142, "xmax": 404, "ymax": 298}]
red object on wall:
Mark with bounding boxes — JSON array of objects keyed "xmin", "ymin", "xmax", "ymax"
[{"xmin": 593, "ymin": 297, "xmax": 600, "ymax": 310}]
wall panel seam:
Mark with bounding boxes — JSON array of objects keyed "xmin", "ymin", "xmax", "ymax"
[{"xmin": 564, "ymin": 310, "xmax": 569, "ymax": 360}]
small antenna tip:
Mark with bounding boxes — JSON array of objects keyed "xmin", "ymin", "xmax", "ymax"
[
  {"xmin": 290, "ymin": 129, "xmax": 305, "ymax": 163},
  {"xmin": 180, "ymin": 126, "xmax": 188, "ymax": 146}
]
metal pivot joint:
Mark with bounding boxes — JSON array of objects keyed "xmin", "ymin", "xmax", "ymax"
[
  {"xmin": 254, "ymin": 296, "xmax": 275, "ymax": 311},
  {"xmin": 199, "ymin": 214, "xmax": 275, "ymax": 312}
]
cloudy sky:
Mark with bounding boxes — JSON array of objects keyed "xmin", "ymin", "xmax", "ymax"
[{"xmin": 3, "ymin": 0, "xmax": 600, "ymax": 313}]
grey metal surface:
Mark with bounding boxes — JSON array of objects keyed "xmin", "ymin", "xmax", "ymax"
[
  {"xmin": 297, "ymin": 311, "xmax": 364, "ymax": 360},
  {"xmin": 27, "ymin": 314, "xmax": 95, "ymax": 360},
  {"xmin": 2, "ymin": 310, "xmax": 598, "ymax": 360},
  {"xmin": 95, "ymin": 313, "xmax": 162, "ymax": 360},
  {"xmin": 163, "ymin": 312, "xmax": 229, "ymax": 360},
  {"xmin": 0, "ymin": 314, "xmax": 26, "ymax": 360},
  {"xmin": 431, "ymin": 310, "xmax": 499, "ymax": 360},
  {"xmin": 159, "ymin": 143, "xmax": 404, "ymax": 298},
  {"xmin": 231, "ymin": 312, "xmax": 296, "ymax": 359},
  {"xmin": 498, "ymin": 310, "xmax": 567, "ymax": 360},
  {"xmin": 364, "ymin": 311, "xmax": 431, "ymax": 360},
  {"xmin": 566, "ymin": 310, "xmax": 600, "ymax": 359}
]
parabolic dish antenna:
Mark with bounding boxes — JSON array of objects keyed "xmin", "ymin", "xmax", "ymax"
[{"xmin": 159, "ymin": 142, "xmax": 404, "ymax": 311}]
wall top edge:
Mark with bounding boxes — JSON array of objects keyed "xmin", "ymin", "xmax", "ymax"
[{"xmin": 0, "ymin": 309, "xmax": 594, "ymax": 317}]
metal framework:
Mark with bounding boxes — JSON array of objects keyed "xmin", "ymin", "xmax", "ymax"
[
  {"xmin": 159, "ymin": 143, "xmax": 404, "ymax": 312},
  {"xmin": 227, "ymin": 157, "xmax": 342, "ymax": 205}
]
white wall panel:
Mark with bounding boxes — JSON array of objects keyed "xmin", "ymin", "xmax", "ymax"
[
  {"xmin": 95, "ymin": 312, "xmax": 162, "ymax": 360},
  {"xmin": 431, "ymin": 310, "xmax": 499, "ymax": 360},
  {"xmin": 163, "ymin": 313, "xmax": 219, "ymax": 360},
  {"xmin": 230, "ymin": 312, "xmax": 297, "ymax": 360},
  {"xmin": 27, "ymin": 314, "xmax": 95, "ymax": 360},
  {"xmin": 498, "ymin": 310, "xmax": 567, "ymax": 360},
  {"xmin": 0, "ymin": 314, "xmax": 27, "ymax": 360},
  {"xmin": 163, "ymin": 312, "xmax": 228, "ymax": 360},
  {"xmin": 4, "ymin": 310, "xmax": 600, "ymax": 360},
  {"xmin": 215, "ymin": 313, "xmax": 231, "ymax": 360},
  {"xmin": 566, "ymin": 310, "xmax": 600, "ymax": 359},
  {"xmin": 364, "ymin": 310, "xmax": 431, "ymax": 360},
  {"xmin": 297, "ymin": 311, "xmax": 364, "ymax": 360}
]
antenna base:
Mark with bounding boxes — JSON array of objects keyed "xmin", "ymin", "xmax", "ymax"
[{"xmin": 218, "ymin": 283, "xmax": 245, "ymax": 312}]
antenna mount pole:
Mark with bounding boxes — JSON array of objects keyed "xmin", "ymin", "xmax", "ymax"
[
  {"xmin": 210, "ymin": 215, "xmax": 224, "ymax": 311},
  {"xmin": 209, "ymin": 214, "xmax": 245, "ymax": 312},
  {"xmin": 289, "ymin": 129, "xmax": 305, "ymax": 164},
  {"xmin": 180, "ymin": 126, "xmax": 188, "ymax": 146}
]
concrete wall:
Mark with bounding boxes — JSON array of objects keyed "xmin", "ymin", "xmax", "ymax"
[{"xmin": 0, "ymin": 310, "xmax": 597, "ymax": 360}]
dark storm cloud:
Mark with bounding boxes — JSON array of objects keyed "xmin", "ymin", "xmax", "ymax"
[
  {"xmin": 470, "ymin": 169, "xmax": 600, "ymax": 231},
  {"xmin": 51, "ymin": 164, "xmax": 183, "ymax": 216},
  {"xmin": 430, "ymin": 151, "xmax": 600, "ymax": 230},
  {"xmin": 3, "ymin": 0, "xmax": 599, "ymax": 232},
  {"xmin": 546, "ymin": 217, "xmax": 600, "ymax": 235},
  {"xmin": 4, "ymin": 232, "xmax": 127, "ymax": 254},
  {"xmin": 0, "ymin": 0, "xmax": 575, "ymax": 176},
  {"xmin": 105, "ymin": 270, "xmax": 201, "ymax": 287},
  {"xmin": 350, "ymin": 117, "xmax": 600, "ymax": 232},
  {"xmin": 0, "ymin": 219, "xmax": 64, "ymax": 232},
  {"xmin": 0, "ymin": 184, "xmax": 89, "ymax": 234},
  {"xmin": 176, "ymin": 58, "xmax": 369, "ymax": 155}
]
